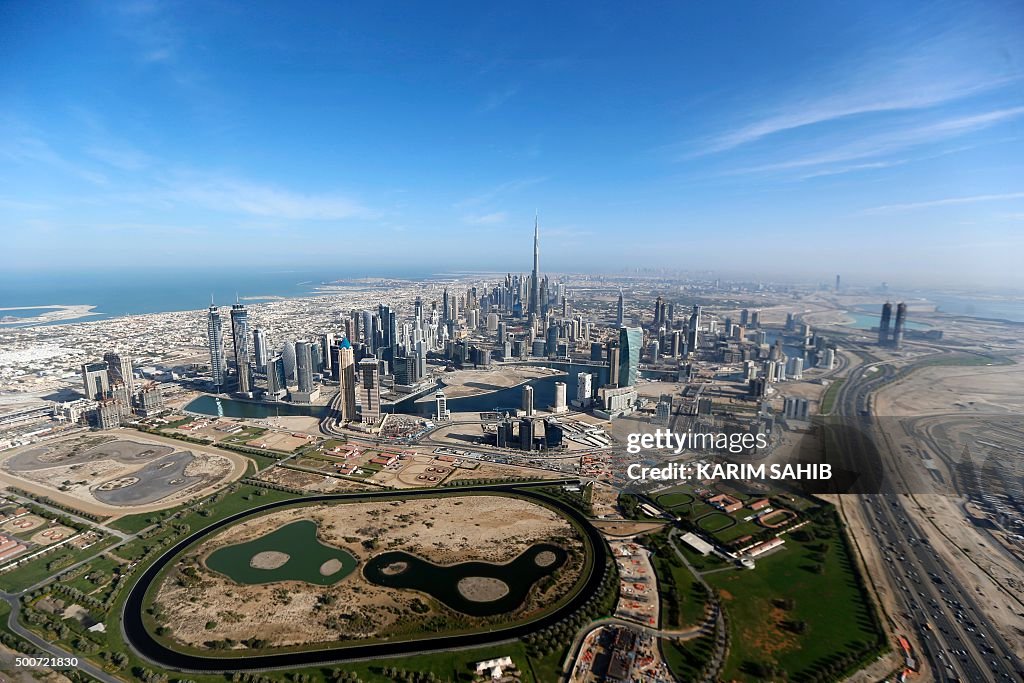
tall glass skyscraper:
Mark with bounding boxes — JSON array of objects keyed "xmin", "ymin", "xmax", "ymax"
[
  {"xmin": 295, "ymin": 340, "xmax": 315, "ymax": 393},
  {"xmin": 207, "ymin": 304, "xmax": 225, "ymax": 392},
  {"xmin": 618, "ymin": 326, "xmax": 642, "ymax": 387},
  {"xmin": 266, "ymin": 355, "xmax": 287, "ymax": 399},
  {"xmin": 230, "ymin": 303, "xmax": 252, "ymax": 394},
  {"xmin": 529, "ymin": 215, "xmax": 540, "ymax": 317},
  {"xmin": 252, "ymin": 328, "xmax": 268, "ymax": 371}
]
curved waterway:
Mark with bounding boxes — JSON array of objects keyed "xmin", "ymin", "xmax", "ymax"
[
  {"xmin": 183, "ymin": 361, "xmax": 649, "ymax": 419},
  {"xmin": 121, "ymin": 485, "xmax": 605, "ymax": 670},
  {"xmin": 362, "ymin": 543, "xmax": 567, "ymax": 616}
]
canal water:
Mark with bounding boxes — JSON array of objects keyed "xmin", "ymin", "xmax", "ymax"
[
  {"xmin": 185, "ymin": 394, "xmax": 327, "ymax": 419},
  {"xmin": 363, "ymin": 543, "xmax": 567, "ymax": 617},
  {"xmin": 184, "ymin": 361, "xmax": 647, "ymax": 419}
]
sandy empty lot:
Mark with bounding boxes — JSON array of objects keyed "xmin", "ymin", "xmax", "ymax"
[
  {"xmin": 254, "ymin": 465, "xmax": 367, "ymax": 493},
  {"xmin": 426, "ymin": 365, "xmax": 560, "ymax": 400},
  {"xmin": 156, "ymin": 493, "xmax": 585, "ymax": 649},
  {"xmin": 0, "ymin": 432, "xmax": 243, "ymax": 514},
  {"xmin": 877, "ymin": 362, "xmax": 1024, "ymax": 416}
]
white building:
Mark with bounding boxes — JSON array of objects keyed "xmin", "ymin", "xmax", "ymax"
[
  {"xmin": 575, "ymin": 371, "xmax": 593, "ymax": 408},
  {"xmin": 475, "ymin": 656, "xmax": 514, "ymax": 680},
  {"xmin": 434, "ymin": 389, "xmax": 450, "ymax": 421},
  {"xmin": 522, "ymin": 384, "xmax": 534, "ymax": 416},
  {"xmin": 552, "ymin": 381, "xmax": 567, "ymax": 413}
]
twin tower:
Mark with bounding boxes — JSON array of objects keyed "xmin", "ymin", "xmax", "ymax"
[{"xmin": 878, "ymin": 302, "xmax": 907, "ymax": 349}]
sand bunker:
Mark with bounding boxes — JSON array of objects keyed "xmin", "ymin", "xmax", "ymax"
[
  {"xmin": 457, "ymin": 576, "xmax": 510, "ymax": 602},
  {"xmin": 319, "ymin": 559, "xmax": 344, "ymax": 576},
  {"xmin": 250, "ymin": 551, "xmax": 290, "ymax": 570},
  {"xmin": 381, "ymin": 561, "xmax": 408, "ymax": 576},
  {"xmin": 535, "ymin": 550, "xmax": 557, "ymax": 567}
]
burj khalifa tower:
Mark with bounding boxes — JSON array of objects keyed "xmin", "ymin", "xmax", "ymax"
[{"xmin": 529, "ymin": 213, "xmax": 540, "ymax": 317}]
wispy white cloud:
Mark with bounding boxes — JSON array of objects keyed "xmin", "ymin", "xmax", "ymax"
[
  {"xmin": 684, "ymin": 20, "xmax": 1021, "ymax": 158},
  {"xmin": 729, "ymin": 106, "xmax": 1024, "ymax": 176},
  {"xmin": 864, "ymin": 192, "xmax": 1024, "ymax": 214},
  {"xmin": 0, "ymin": 134, "xmax": 109, "ymax": 185},
  {"xmin": 798, "ymin": 159, "xmax": 910, "ymax": 180},
  {"xmin": 463, "ymin": 211, "xmax": 508, "ymax": 225},
  {"xmin": 696, "ymin": 77, "xmax": 1013, "ymax": 156},
  {"xmin": 0, "ymin": 117, "xmax": 374, "ymax": 222},
  {"xmin": 164, "ymin": 176, "xmax": 371, "ymax": 220}
]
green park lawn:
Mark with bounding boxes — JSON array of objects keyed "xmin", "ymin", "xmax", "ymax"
[
  {"xmin": 706, "ymin": 516, "xmax": 884, "ymax": 681},
  {"xmin": 654, "ymin": 487, "xmax": 696, "ymax": 509},
  {"xmin": 0, "ymin": 535, "xmax": 118, "ymax": 593},
  {"xmin": 696, "ymin": 512, "xmax": 734, "ymax": 533}
]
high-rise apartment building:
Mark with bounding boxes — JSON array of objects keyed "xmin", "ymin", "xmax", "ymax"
[
  {"xmin": 577, "ymin": 372, "xmax": 592, "ymax": 405},
  {"xmin": 553, "ymin": 382, "xmax": 567, "ymax": 413},
  {"xmin": 893, "ymin": 302, "xmax": 907, "ymax": 349},
  {"xmin": 434, "ymin": 389, "xmax": 450, "ymax": 421},
  {"xmin": 337, "ymin": 339, "xmax": 357, "ymax": 422},
  {"xmin": 230, "ymin": 303, "xmax": 252, "ymax": 394},
  {"xmin": 607, "ymin": 342, "xmax": 621, "ymax": 387},
  {"xmin": 81, "ymin": 362, "xmax": 110, "ymax": 400},
  {"xmin": 266, "ymin": 355, "xmax": 287, "ymax": 399},
  {"xmin": 103, "ymin": 351, "xmax": 135, "ymax": 398},
  {"xmin": 295, "ymin": 341, "xmax": 315, "ymax": 393},
  {"xmin": 618, "ymin": 327, "xmax": 642, "ymax": 387},
  {"xmin": 253, "ymin": 328, "xmax": 269, "ymax": 370},
  {"xmin": 878, "ymin": 302, "xmax": 892, "ymax": 346},
  {"xmin": 359, "ymin": 358, "xmax": 380, "ymax": 424},
  {"xmin": 207, "ymin": 304, "xmax": 226, "ymax": 392},
  {"xmin": 522, "ymin": 384, "xmax": 534, "ymax": 416}
]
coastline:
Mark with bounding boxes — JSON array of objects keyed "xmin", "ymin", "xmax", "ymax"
[{"xmin": 0, "ymin": 304, "xmax": 101, "ymax": 327}]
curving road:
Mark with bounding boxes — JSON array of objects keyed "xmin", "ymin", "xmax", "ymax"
[{"xmin": 121, "ymin": 481, "xmax": 607, "ymax": 673}]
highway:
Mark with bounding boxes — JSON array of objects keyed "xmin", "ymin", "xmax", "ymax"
[{"xmin": 832, "ymin": 351, "xmax": 1023, "ymax": 682}]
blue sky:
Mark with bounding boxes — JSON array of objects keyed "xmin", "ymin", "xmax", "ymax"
[{"xmin": 2, "ymin": 1, "xmax": 1023, "ymax": 287}]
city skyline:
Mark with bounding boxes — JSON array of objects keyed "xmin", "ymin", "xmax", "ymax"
[
  {"xmin": 4, "ymin": 5, "xmax": 1024, "ymax": 681},
  {"xmin": 3, "ymin": 1, "xmax": 1024, "ymax": 286}
]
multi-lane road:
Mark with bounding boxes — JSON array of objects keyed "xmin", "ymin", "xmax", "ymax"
[{"xmin": 833, "ymin": 350, "xmax": 1023, "ymax": 682}]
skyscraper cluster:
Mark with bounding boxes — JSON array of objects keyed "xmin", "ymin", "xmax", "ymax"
[
  {"xmin": 195, "ymin": 216, "xmax": 611, "ymax": 426},
  {"xmin": 79, "ymin": 351, "xmax": 164, "ymax": 428}
]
